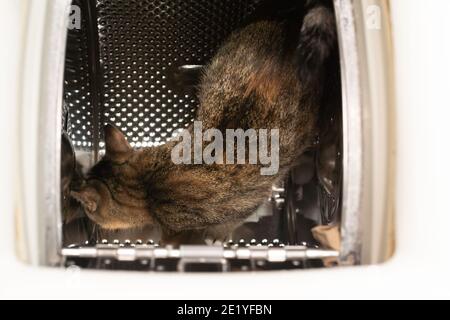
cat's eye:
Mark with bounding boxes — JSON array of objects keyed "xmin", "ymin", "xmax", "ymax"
[{"xmin": 14, "ymin": 0, "xmax": 394, "ymax": 273}]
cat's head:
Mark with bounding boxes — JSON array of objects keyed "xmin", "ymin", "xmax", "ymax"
[{"xmin": 70, "ymin": 125, "xmax": 154, "ymax": 230}]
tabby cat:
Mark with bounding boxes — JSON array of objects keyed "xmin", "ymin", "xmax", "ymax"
[{"xmin": 70, "ymin": 0, "xmax": 337, "ymax": 240}]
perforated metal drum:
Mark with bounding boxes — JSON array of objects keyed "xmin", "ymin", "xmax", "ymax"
[{"xmin": 64, "ymin": 0, "xmax": 263, "ymax": 153}]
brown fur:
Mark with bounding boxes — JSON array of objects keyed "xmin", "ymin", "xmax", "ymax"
[{"xmin": 70, "ymin": 4, "xmax": 337, "ymax": 238}]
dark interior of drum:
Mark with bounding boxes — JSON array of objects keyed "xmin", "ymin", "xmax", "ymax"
[{"xmin": 61, "ymin": 0, "xmax": 342, "ymax": 271}]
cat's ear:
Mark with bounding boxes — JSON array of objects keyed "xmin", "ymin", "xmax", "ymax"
[
  {"xmin": 104, "ymin": 124, "xmax": 132, "ymax": 161},
  {"xmin": 71, "ymin": 189, "xmax": 99, "ymax": 215}
]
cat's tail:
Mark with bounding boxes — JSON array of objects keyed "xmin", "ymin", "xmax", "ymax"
[{"xmin": 296, "ymin": 0, "xmax": 337, "ymax": 82}]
